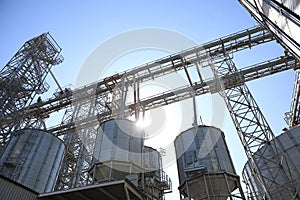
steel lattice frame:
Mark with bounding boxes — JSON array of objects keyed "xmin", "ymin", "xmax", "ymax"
[
  {"xmin": 3, "ymin": 26, "xmax": 275, "ymax": 136},
  {"xmin": 50, "ymin": 26, "xmax": 279, "ymax": 190},
  {"xmin": 1, "ymin": 26, "xmax": 300, "ymax": 198},
  {"xmin": 238, "ymin": 0, "xmax": 300, "ymax": 61},
  {"xmin": 0, "ymin": 33, "xmax": 63, "ymax": 145},
  {"xmin": 212, "ymin": 57, "xmax": 300, "ymax": 199}
]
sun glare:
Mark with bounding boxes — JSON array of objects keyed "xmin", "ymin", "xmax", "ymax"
[{"xmin": 136, "ymin": 113, "xmax": 152, "ymax": 128}]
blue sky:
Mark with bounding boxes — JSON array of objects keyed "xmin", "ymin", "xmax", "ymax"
[{"xmin": 0, "ymin": 1, "xmax": 295, "ymax": 199}]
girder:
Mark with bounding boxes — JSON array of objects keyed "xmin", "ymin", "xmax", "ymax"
[
  {"xmin": 212, "ymin": 57, "xmax": 300, "ymax": 199},
  {"xmin": 42, "ymin": 25, "xmax": 278, "ymax": 189},
  {"xmin": 0, "ymin": 26, "xmax": 274, "ymax": 134},
  {"xmin": 2, "ymin": 26, "xmax": 299, "ymax": 192},
  {"xmin": 0, "ymin": 32, "xmax": 63, "ymax": 145},
  {"xmin": 46, "ymin": 54, "xmax": 298, "ymax": 136},
  {"xmin": 238, "ymin": 0, "xmax": 300, "ymax": 60}
]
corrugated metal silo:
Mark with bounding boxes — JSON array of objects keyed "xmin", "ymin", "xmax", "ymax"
[
  {"xmin": 143, "ymin": 146, "xmax": 171, "ymax": 199},
  {"xmin": 144, "ymin": 146, "xmax": 162, "ymax": 176},
  {"xmin": 243, "ymin": 126, "xmax": 300, "ymax": 199},
  {"xmin": 90, "ymin": 119, "xmax": 144, "ymax": 183},
  {"xmin": 174, "ymin": 125, "xmax": 245, "ymax": 199},
  {"xmin": 0, "ymin": 129, "xmax": 65, "ymax": 194}
]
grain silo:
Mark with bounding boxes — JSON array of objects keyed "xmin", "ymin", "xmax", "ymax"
[
  {"xmin": 0, "ymin": 129, "xmax": 65, "ymax": 194},
  {"xmin": 88, "ymin": 119, "xmax": 171, "ymax": 200},
  {"xmin": 144, "ymin": 146, "xmax": 162, "ymax": 175},
  {"xmin": 143, "ymin": 146, "xmax": 171, "ymax": 199},
  {"xmin": 243, "ymin": 126, "xmax": 300, "ymax": 199},
  {"xmin": 174, "ymin": 125, "xmax": 245, "ymax": 199},
  {"xmin": 89, "ymin": 119, "xmax": 144, "ymax": 184}
]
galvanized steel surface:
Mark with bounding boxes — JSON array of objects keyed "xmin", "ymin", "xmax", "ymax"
[
  {"xmin": 174, "ymin": 126, "xmax": 236, "ymax": 185},
  {"xmin": 143, "ymin": 146, "xmax": 162, "ymax": 173},
  {"xmin": 93, "ymin": 119, "xmax": 144, "ymax": 167},
  {"xmin": 0, "ymin": 176, "xmax": 38, "ymax": 200},
  {"xmin": 0, "ymin": 129, "xmax": 65, "ymax": 194},
  {"xmin": 243, "ymin": 126, "xmax": 300, "ymax": 199}
]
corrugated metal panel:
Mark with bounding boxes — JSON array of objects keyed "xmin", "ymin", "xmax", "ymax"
[
  {"xmin": 243, "ymin": 162, "xmax": 264, "ymax": 199},
  {"xmin": 175, "ymin": 126, "xmax": 242, "ymax": 200},
  {"xmin": 91, "ymin": 119, "xmax": 144, "ymax": 182},
  {"xmin": 243, "ymin": 126, "xmax": 300, "ymax": 199},
  {"xmin": 93, "ymin": 119, "xmax": 143, "ymax": 165},
  {"xmin": 174, "ymin": 126, "xmax": 237, "ymax": 185},
  {"xmin": 0, "ymin": 129, "xmax": 65, "ymax": 194},
  {"xmin": 0, "ymin": 176, "xmax": 37, "ymax": 200},
  {"xmin": 143, "ymin": 146, "xmax": 161, "ymax": 173}
]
